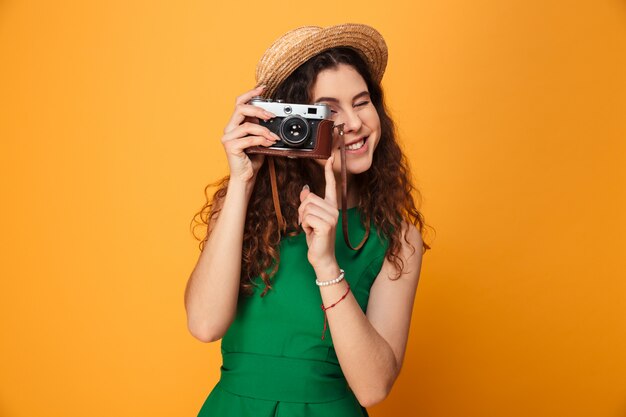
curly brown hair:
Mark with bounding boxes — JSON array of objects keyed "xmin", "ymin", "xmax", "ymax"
[{"xmin": 191, "ymin": 47, "xmax": 433, "ymax": 297}]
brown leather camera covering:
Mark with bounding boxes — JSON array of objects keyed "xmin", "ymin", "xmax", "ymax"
[{"xmin": 246, "ymin": 119, "xmax": 334, "ymax": 159}]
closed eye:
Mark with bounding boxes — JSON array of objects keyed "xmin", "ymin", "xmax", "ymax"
[{"xmin": 355, "ymin": 101, "xmax": 370, "ymax": 107}]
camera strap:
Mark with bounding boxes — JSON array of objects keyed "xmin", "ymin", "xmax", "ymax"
[
  {"xmin": 267, "ymin": 156, "xmax": 286, "ymax": 232},
  {"xmin": 267, "ymin": 123, "xmax": 370, "ymax": 251}
]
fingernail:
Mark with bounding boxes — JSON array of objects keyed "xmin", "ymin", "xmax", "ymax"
[
  {"xmin": 264, "ymin": 111, "xmax": 276, "ymax": 118},
  {"xmin": 271, "ymin": 132, "xmax": 280, "ymax": 140},
  {"xmin": 303, "ymin": 184, "xmax": 309, "ymax": 191}
]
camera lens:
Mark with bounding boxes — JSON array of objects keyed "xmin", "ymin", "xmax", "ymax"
[{"xmin": 279, "ymin": 116, "xmax": 310, "ymax": 147}]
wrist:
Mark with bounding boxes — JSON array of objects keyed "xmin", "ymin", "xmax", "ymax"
[
  {"xmin": 314, "ymin": 261, "xmax": 341, "ymax": 282},
  {"xmin": 228, "ymin": 176, "xmax": 256, "ymax": 198}
]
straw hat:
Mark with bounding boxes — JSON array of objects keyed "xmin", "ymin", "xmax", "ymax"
[{"xmin": 255, "ymin": 23, "xmax": 388, "ymax": 99}]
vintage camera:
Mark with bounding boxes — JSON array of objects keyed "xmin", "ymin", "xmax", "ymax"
[{"xmin": 245, "ymin": 96, "xmax": 334, "ymax": 159}]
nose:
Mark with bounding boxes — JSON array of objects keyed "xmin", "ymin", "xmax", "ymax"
[{"xmin": 337, "ymin": 107, "xmax": 362, "ymax": 135}]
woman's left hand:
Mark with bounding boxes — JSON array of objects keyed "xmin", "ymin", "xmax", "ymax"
[{"xmin": 298, "ymin": 154, "xmax": 339, "ymax": 271}]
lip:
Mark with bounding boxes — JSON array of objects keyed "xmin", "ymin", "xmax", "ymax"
[
  {"xmin": 345, "ymin": 136, "xmax": 369, "ymax": 154},
  {"xmin": 345, "ymin": 136, "xmax": 367, "ymax": 146}
]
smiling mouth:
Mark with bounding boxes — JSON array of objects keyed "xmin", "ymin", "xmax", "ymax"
[{"xmin": 346, "ymin": 136, "xmax": 368, "ymax": 151}]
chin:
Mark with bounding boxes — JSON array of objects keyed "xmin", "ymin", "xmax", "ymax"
[{"xmin": 335, "ymin": 159, "xmax": 372, "ymax": 175}]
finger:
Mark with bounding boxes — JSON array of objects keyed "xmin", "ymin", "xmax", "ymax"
[
  {"xmin": 222, "ymin": 122, "xmax": 280, "ymax": 143},
  {"xmin": 223, "ymin": 122, "xmax": 279, "ymax": 143},
  {"xmin": 301, "ymin": 215, "xmax": 314, "ymax": 236},
  {"xmin": 224, "ymin": 104, "xmax": 276, "ymax": 134},
  {"xmin": 224, "ymin": 86, "xmax": 273, "ymax": 133},
  {"xmin": 300, "ymin": 213, "xmax": 332, "ymax": 236},
  {"xmin": 298, "ymin": 191, "xmax": 340, "ymax": 223},
  {"xmin": 299, "ymin": 184, "xmax": 311, "ymax": 204},
  {"xmin": 324, "ymin": 154, "xmax": 337, "ymax": 206},
  {"xmin": 235, "ymin": 103, "xmax": 277, "ymax": 123},
  {"xmin": 225, "ymin": 136, "xmax": 277, "ymax": 154},
  {"xmin": 298, "ymin": 185, "xmax": 311, "ymax": 225},
  {"xmin": 301, "ymin": 204, "xmax": 336, "ymax": 227},
  {"xmin": 235, "ymin": 85, "xmax": 266, "ymax": 106}
]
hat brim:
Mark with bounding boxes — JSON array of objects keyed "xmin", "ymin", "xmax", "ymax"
[{"xmin": 256, "ymin": 23, "xmax": 388, "ymax": 99}]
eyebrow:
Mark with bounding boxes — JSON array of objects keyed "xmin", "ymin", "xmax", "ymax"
[{"xmin": 313, "ymin": 91, "xmax": 370, "ymax": 104}]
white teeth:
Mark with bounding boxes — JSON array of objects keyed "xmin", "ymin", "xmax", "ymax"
[{"xmin": 346, "ymin": 138, "xmax": 365, "ymax": 150}]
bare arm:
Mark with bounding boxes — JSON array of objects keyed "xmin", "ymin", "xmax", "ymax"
[
  {"xmin": 315, "ymin": 223, "xmax": 423, "ymax": 407},
  {"xmin": 184, "ymin": 179, "xmax": 255, "ymax": 342},
  {"xmin": 298, "ymin": 157, "xmax": 424, "ymax": 407},
  {"xmin": 184, "ymin": 85, "xmax": 279, "ymax": 343}
]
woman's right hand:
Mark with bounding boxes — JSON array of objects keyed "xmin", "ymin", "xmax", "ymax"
[{"xmin": 220, "ymin": 85, "xmax": 280, "ymax": 184}]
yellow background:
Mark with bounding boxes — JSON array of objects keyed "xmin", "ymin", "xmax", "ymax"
[{"xmin": 1, "ymin": 1, "xmax": 625, "ymax": 416}]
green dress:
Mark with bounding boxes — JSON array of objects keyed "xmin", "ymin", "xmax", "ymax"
[{"xmin": 198, "ymin": 206, "xmax": 389, "ymax": 417}]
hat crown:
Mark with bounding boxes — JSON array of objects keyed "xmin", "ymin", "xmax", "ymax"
[
  {"xmin": 255, "ymin": 26, "xmax": 322, "ymax": 81},
  {"xmin": 255, "ymin": 23, "xmax": 388, "ymax": 99}
]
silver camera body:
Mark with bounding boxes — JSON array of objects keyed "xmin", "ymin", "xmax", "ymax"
[{"xmin": 249, "ymin": 96, "xmax": 331, "ymax": 152}]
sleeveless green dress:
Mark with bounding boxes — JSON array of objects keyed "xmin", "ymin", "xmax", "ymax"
[{"xmin": 197, "ymin": 206, "xmax": 389, "ymax": 417}]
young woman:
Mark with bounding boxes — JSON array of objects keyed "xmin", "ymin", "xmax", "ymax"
[{"xmin": 185, "ymin": 24, "xmax": 432, "ymax": 417}]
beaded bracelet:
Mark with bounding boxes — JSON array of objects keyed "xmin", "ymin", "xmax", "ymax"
[{"xmin": 315, "ymin": 268, "xmax": 345, "ymax": 287}]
